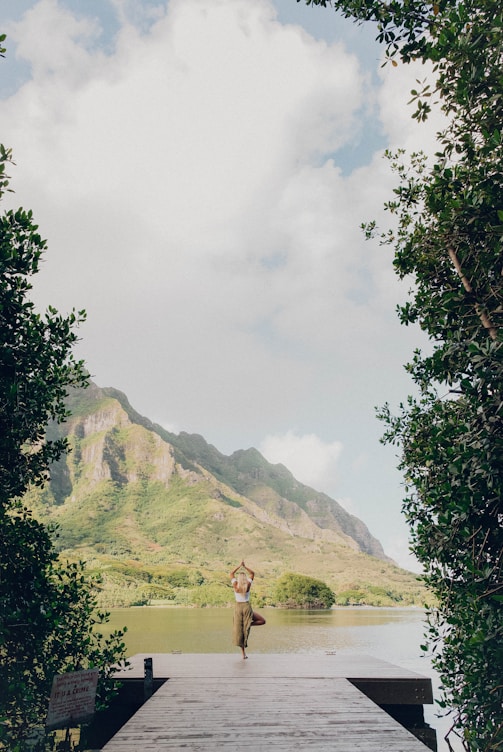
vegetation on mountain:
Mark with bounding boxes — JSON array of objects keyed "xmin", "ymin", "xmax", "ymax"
[
  {"xmin": 105, "ymin": 385, "xmax": 389, "ymax": 560},
  {"xmin": 301, "ymin": 1, "xmax": 503, "ymax": 749},
  {"xmin": 26, "ymin": 383, "xmax": 431, "ymax": 611},
  {"xmin": 0, "ymin": 140, "xmax": 127, "ymax": 750}
]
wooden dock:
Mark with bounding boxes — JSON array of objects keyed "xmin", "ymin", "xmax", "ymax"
[{"xmin": 101, "ymin": 653, "xmax": 435, "ymax": 751}]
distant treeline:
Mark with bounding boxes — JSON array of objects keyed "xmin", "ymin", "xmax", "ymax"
[{"xmin": 89, "ymin": 563, "xmax": 429, "ymax": 609}]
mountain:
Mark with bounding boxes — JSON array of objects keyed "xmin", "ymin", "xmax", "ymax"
[{"xmin": 26, "ymin": 382, "xmax": 427, "ymax": 607}]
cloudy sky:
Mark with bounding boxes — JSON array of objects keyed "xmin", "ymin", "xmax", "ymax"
[{"xmin": 0, "ymin": 0, "xmax": 443, "ymax": 570}]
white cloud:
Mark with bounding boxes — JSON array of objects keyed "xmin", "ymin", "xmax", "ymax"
[
  {"xmin": 0, "ymin": 0, "xmax": 441, "ymax": 570},
  {"xmin": 260, "ymin": 431, "xmax": 343, "ymax": 492},
  {"xmin": 9, "ymin": 0, "xmax": 103, "ymax": 84},
  {"xmin": 2, "ymin": 0, "xmax": 382, "ymax": 432}
]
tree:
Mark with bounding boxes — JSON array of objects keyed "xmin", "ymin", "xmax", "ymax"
[
  {"xmin": 299, "ymin": 1, "xmax": 502, "ymax": 749},
  {"xmin": 0, "ymin": 143, "xmax": 127, "ymax": 749},
  {"xmin": 275, "ymin": 572, "xmax": 335, "ymax": 608}
]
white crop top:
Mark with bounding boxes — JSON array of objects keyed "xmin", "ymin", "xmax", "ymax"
[{"xmin": 231, "ymin": 577, "xmax": 252, "ymax": 602}]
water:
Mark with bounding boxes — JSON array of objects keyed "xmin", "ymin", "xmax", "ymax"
[{"xmin": 103, "ymin": 606, "xmax": 462, "ymax": 751}]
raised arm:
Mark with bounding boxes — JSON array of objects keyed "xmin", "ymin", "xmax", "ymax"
[
  {"xmin": 241, "ymin": 561, "xmax": 255, "ymax": 580},
  {"xmin": 230, "ymin": 564, "xmax": 240, "ymax": 579}
]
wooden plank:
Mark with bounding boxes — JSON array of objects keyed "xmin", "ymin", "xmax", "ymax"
[
  {"xmin": 116, "ymin": 652, "xmax": 430, "ymax": 681},
  {"xmin": 102, "ymin": 675, "xmax": 432, "ymax": 751},
  {"xmin": 115, "ymin": 653, "xmax": 433, "ymax": 705}
]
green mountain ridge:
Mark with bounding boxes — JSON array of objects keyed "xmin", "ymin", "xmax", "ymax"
[
  {"xmin": 26, "ymin": 382, "xmax": 429, "ymax": 608},
  {"xmin": 104, "ymin": 385, "xmax": 390, "ymax": 561}
]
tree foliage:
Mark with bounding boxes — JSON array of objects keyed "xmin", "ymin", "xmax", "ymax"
[
  {"xmin": 0, "ymin": 510, "xmax": 128, "ymax": 750},
  {"xmin": 0, "ymin": 143, "xmax": 128, "ymax": 750},
  {"xmin": 275, "ymin": 572, "xmax": 335, "ymax": 608},
  {"xmin": 299, "ymin": 1, "xmax": 502, "ymax": 749}
]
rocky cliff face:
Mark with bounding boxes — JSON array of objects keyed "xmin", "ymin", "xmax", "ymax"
[
  {"xmin": 40, "ymin": 383, "xmax": 390, "ymax": 565},
  {"xmin": 151, "ymin": 433, "xmax": 388, "ymax": 560},
  {"xmin": 49, "ymin": 384, "xmax": 177, "ymax": 501}
]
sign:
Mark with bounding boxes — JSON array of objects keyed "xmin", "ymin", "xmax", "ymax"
[{"xmin": 46, "ymin": 669, "xmax": 99, "ymax": 730}]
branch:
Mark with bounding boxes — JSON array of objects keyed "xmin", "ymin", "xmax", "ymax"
[{"xmin": 447, "ymin": 247, "xmax": 498, "ymax": 341}]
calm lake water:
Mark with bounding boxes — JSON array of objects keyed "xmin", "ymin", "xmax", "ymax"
[{"xmin": 104, "ymin": 606, "xmax": 462, "ymax": 751}]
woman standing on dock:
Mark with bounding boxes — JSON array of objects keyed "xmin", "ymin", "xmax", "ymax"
[{"xmin": 230, "ymin": 561, "xmax": 266, "ymax": 658}]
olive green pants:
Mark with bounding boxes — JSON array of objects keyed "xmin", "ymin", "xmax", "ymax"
[{"xmin": 233, "ymin": 601, "xmax": 253, "ymax": 648}]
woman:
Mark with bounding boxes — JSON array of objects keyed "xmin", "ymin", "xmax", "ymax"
[{"xmin": 230, "ymin": 561, "xmax": 266, "ymax": 658}]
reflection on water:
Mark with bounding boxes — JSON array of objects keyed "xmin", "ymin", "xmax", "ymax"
[
  {"xmin": 103, "ymin": 606, "xmax": 461, "ymax": 752},
  {"xmin": 104, "ymin": 605, "xmax": 427, "ymax": 659}
]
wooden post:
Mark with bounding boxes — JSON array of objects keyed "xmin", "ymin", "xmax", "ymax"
[{"xmin": 144, "ymin": 657, "xmax": 153, "ymax": 701}]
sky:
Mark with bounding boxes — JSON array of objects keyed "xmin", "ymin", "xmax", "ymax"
[{"xmin": 0, "ymin": 0, "xmax": 445, "ymax": 571}]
